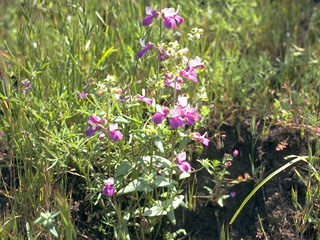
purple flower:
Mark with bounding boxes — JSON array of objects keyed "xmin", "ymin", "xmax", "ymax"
[
  {"xmin": 103, "ymin": 178, "xmax": 115, "ymax": 197},
  {"xmin": 230, "ymin": 191, "xmax": 236, "ymax": 198},
  {"xmin": 89, "ymin": 115, "xmax": 106, "ymax": 125},
  {"xmin": 180, "ymin": 66, "xmax": 198, "ymax": 82},
  {"xmin": 158, "ymin": 47, "xmax": 169, "ymax": 61},
  {"xmin": 142, "ymin": 6, "xmax": 159, "ymax": 26},
  {"xmin": 192, "ymin": 132, "xmax": 209, "ymax": 146},
  {"xmin": 137, "ymin": 39, "xmax": 153, "ymax": 59},
  {"xmin": 85, "ymin": 125, "xmax": 101, "ymax": 137},
  {"xmin": 180, "ymin": 57, "xmax": 205, "ymax": 82},
  {"xmin": 189, "ymin": 56, "xmax": 205, "ymax": 69},
  {"xmin": 21, "ymin": 79, "xmax": 32, "ymax": 92},
  {"xmin": 152, "ymin": 106, "xmax": 169, "ymax": 124},
  {"xmin": 182, "ymin": 105, "xmax": 201, "ymax": 125},
  {"xmin": 164, "ymin": 73, "xmax": 183, "ymax": 90},
  {"xmin": 180, "ymin": 67, "xmax": 198, "ymax": 82},
  {"xmin": 176, "ymin": 152, "xmax": 186, "ymax": 164},
  {"xmin": 136, "ymin": 94, "xmax": 153, "ymax": 105},
  {"xmin": 179, "ymin": 161, "xmax": 191, "ymax": 172},
  {"xmin": 176, "ymin": 152, "xmax": 191, "ymax": 172},
  {"xmin": 99, "ymin": 130, "xmax": 106, "ymax": 140},
  {"xmin": 78, "ymin": 91, "xmax": 88, "ymax": 99},
  {"xmin": 169, "ymin": 108, "xmax": 184, "ymax": 129},
  {"xmin": 109, "ymin": 123, "xmax": 123, "ymax": 142},
  {"xmin": 162, "ymin": 6, "xmax": 184, "ymax": 29},
  {"xmin": 233, "ymin": 149, "xmax": 239, "ymax": 157},
  {"xmin": 85, "ymin": 115, "xmax": 105, "ymax": 137},
  {"xmin": 175, "ymin": 96, "xmax": 201, "ymax": 126}
]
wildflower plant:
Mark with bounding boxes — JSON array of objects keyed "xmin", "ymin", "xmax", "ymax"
[{"xmin": 76, "ymin": 3, "xmax": 212, "ymax": 238}]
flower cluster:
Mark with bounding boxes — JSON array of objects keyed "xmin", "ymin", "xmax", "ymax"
[
  {"xmin": 152, "ymin": 96, "xmax": 201, "ymax": 129},
  {"xmin": 85, "ymin": 115, "xmax": 123, "ymax": 142},
  {"xmin": 142, "ymin": 6, "xmax": 184, "ymax": 29},
  {"xmin": 175, "ymin": 152, "xmax": 191, "ymax": 172},
  {"xmin": 138, "ymin": 6, "xmax": 184, "ymax": 59}
]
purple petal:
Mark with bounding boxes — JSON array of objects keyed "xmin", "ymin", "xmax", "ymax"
[
  {"xmin": 89, "ymin": 115, "xmax": 105, "ymax": 125},
  {"xmin": 137, "ymin": 48, "xmax": 148, "ymax": 59},
  {"xmin": 137, "ymin": 42, "xmax": 153, "ymax": 59},
  {"xmin": 200, "ymin": 138, "xmax": 209, "ymax": 146},
  {"xmin": 174, "ymin": 15, "xmax": 184, "ymax": 25},
  {"xmin": 85, "ymin": 125, "xmax": 101, "ymax": 136},
  {"xmin": 103, "ymin": 184, "xmax": 115, "ymax": 197},
  {"xmin": 169, "ymin": 117, "xmax": 184, "ymax": 129},
  {"xmin": 185, "ymin": 115, "xmax": 195, "ymax": 125},
  {"xmin": 152, "ymin": 112, "xmax": 165, "ymax": 124},
  {"xmin": 142, "ymin": 15, "xmax": 154, "ymax": 26},
  {"xmin": 233, "ymin": 149, "xmax": 239, "ymax": 157},
  {"xmin": 163, "ymin": 17, "xmax": 176, "ymax": 29},
  {"xmin": 151, "ymin": 10, "xmax": 159, "ymax": 17},
  {"xmin": 178, "ymin": 161, "xmax": 191, "ymax": 172},
  {"xmin": 180, "ymin": 67, "xmax": 198, "ymax": 82},
  {"xmin": 78, "ymin": 91, "xmax": 88, "ymax": 99},
  {"xmin": 99, "ymin": 130, "xmax": 106, "ymax": 140},
  {"xmin": 110, "ymin": 130, "xmax": 123, "ymax": 141}
]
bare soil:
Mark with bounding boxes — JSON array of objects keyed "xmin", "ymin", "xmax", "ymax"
[{"xmin": 175, "ymin": 119, "xmax": 318, "ymax": 240}]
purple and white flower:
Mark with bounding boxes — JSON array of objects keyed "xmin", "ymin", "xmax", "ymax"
[
  {"xmin": 136, "ymin": 94, "xmax": 153, "ymax": 105},
  {"xmin": 142, "ymin": 6, "xmax": 159, "ymax": 26},
  {"xmin": 109, "ymin": 123, "xmax": 123, "ymax": 142},
  {"xmin": 192, "ymin": 132, "xmax": 209, "ymax": 146},
  {"xmin": 176, "ymin": 152, "xmax": 191, "ymax": 172},
  {"xmin": 162, "ymin": 6, "xmax": 184, "ymax": 29},
  {"xmin": 103, "ymin": 177, "xmax": 115, "ymax": 197},
  {"xmin": 137, "ymin": 39, "xmax": 153, "ymax": 59}
]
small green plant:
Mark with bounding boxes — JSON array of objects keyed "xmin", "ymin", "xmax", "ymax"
[
  {"xmin": 33, "ymin": 211, "xmax": 60, "ymax": 239},
  {"xmin": 197, "ymin": 152, "xmax": 237, "ymax": 207}
]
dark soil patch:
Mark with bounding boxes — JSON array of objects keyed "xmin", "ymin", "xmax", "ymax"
[{"xmin": 175, "ymin": 120, "xmax": 318, "ymax": 239}]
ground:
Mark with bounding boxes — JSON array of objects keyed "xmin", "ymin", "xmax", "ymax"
[{"xmin": 175, "ymin": 119, "xmax": 317, "ymax": 239}]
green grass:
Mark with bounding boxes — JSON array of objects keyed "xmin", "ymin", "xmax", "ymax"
[{"xmin": 0, "ymin": 0, "xmax": 320, "ymax": 239}]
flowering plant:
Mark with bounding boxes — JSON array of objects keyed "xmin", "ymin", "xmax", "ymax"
[{"xmin": 84, "ymin": 3, "xmax": 211, "ymax": 238}]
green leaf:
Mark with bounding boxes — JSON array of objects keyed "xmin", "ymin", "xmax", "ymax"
[
  {"xmin": 153, "ymin": 176, "xmax": 171, "ymax": 187},
  {"xmin": 167, "ymin": 206, "xmax": 176, "ymax": 225},
  {"xmin": 115, "ymin": 160, "xmax": 132, "ymax": 177},
  {"xmin": 96, "ymin": 46, "xmax": 115, "ymax": 68},
  {"xmin": 142, "ymin": 206, "xmax": 167, "ymax": 217},
  {"xmin": 142, "ymin": 155, "xmax": 171, "ymax": 168},
  {"xmin": 26, "ymin": 222, "xmax": 34, "ymax": 240},
  {"xmin": 46, "ymin": 224, "xmax": 58, "ymax": 238},
  {"xmin": 117, "ymin": 178, "xmax": 153, "ymax": 195},
  {"xmin": 112, "ymin": 115, "xmax": 129, "ymax": 124},
  {"xmin": 179, "ymin": 172, "xmax": 190, "ymax": 180},
  {"xmin": 153, "ymin": 137, "xmax": 164, "ymax": 153},
  {"xmin": 217, "ymin": 195, "xmax": 229, "ymax": 207},
  {"xmin": 179, "ymin": 137, "xmax": 192, "ymax": 150},
  {"xmin": 172, "ymin": 195, "xmax": 187, "ymax": 209}
]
